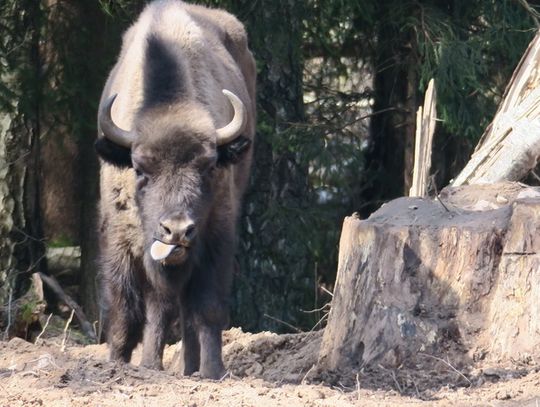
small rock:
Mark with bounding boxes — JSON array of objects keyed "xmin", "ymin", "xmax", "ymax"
[
  {"xmin": 495, "ymin": 391, "xmax": 511, "ymax": 400},
  {"xmin": 517, "ymin": 189, "xmax": 540, "ymax": 199},
  {"xmin": 496, "ymin": 194, "xmax": 509, "ymax": 204},
  {"xmin": 472, "ymin": 200, "xmax": 498, "ymax": 211}
]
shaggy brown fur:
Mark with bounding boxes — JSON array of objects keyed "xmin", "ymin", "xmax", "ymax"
[{"xmin": 95, "ymin": 0, "xmax": 256, "ymax": 379}]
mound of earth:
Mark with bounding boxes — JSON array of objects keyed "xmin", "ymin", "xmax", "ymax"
[{"xmin": 1, "ymin": 327, "xmax": 540, "ymax": 406}]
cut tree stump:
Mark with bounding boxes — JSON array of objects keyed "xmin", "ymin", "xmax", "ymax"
[{"xmin": 318, "ymin": 182, "xmax": 540, "ymax": 372}]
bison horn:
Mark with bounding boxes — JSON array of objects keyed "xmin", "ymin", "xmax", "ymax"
[
  {"xmin": 98, "ymin": 94, "xmax": 134, "ymax": 148},
  {"xmin": 216, "ymin": 89, "xmax": 246, "ymax": 146}
]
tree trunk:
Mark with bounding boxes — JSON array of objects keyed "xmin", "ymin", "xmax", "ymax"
[
  {"xmin": 228, "ymin": 0, "xmax": 317, "ymax": 332},
  {"xmin": 39, "ymin": 1, "xmax": 82, "ymax": 248},
  {"xmin": 318, "ymin": 182, "xmax": 540, "ymax": 372},
  {"xmin": 363, "ymin": 19, "xmax": 418, "ymax": 213},
  {"xmin": 72, "ymin": 1, "xmax": 126, "ymax": 328},
  {"xmin": 0, "ymin": 1, "xmax": 46, "ymax": 334}
]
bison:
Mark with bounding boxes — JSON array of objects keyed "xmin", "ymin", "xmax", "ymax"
[{"xmin": 94, "ymin": 0, "xmax": 256, "ymax": 379}]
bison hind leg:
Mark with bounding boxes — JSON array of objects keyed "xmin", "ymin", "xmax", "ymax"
[{"xmin": 103, "ymin": 260, "xmax": 145, "ymax": 363}]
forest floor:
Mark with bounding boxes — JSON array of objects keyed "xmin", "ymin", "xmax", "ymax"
[{"xmin": 1, "ymin": 325, "xmax": 540, "ymax": 406}]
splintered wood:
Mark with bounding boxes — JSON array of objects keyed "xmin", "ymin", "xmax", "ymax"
[
  {"xmin": 453, "ymin": 30, "xmax": 540, "ymax": 186},
  {"xmin": 409, "ymin": 79, "xmax": 437, "ymax": 197}
]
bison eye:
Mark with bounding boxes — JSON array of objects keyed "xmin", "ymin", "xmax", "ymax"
[
  {"xmin": 207, "ymin": 164, "xmax": 217, "ymax": 177},
  {"xmin": 134, "ymin": 168, "xmax": 148, "ymax": 189}
]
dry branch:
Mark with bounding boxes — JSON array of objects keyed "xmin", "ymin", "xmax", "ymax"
[{"xmin": 37, "ymin": 272, "xmax": 97, "ymax": 342}]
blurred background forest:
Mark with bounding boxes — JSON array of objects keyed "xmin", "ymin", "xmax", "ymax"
[{"xmin": 1, "ymin": 0, "xmax": 539, "ymax": 339}]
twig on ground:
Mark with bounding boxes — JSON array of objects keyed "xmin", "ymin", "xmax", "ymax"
[
  {"xmin": 60, "ymin": 309, "xmax": 75, "ymax": 352},
  {"xmin": 35, "ymin": 313, "xmax": 53, "ymax": 345},
  {"xmin": 301, "ymin": 364, "xmax": 316, "ymax": 385},
  {"xmin": 432, "ymin": 178, "xmax": 451, "ymax": 213},
  {"xmin": 263, "ymin": 314, "xmax": 302, "ymax": 333},
  {"xmin": 335, "ymin": 383, "xmax": 348, "ymax": 392},
  {"xmin": 19, "ymin": 371, "xmax": 39, "ymax": 378},
  {"xmin": 218, "ymin": 371, "xmax": 232, "ymax": 382},
  {"xmin": 413, "ymin": 378, "xmax": 421, "ymax": 399},
  {"xmin": 379, "ymin": 364, "xmax": 403, "ymax": 394},
  {"xmin": 4, "ymin": 288, "xmax": 13, "ymax": 340},
  {"xmin": 418, "ymin": 352, "xmax": 472, "ymax": 387},
  {"xmin": 356, "ymin": 372, "xmax": 361, "ymax": 401},
  {"xmin": 389, "ymin": 370, "xmax": 403, "ymax": 394}
]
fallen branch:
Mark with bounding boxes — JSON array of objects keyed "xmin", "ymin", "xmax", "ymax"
[{"xmin": 37, "ymin": 272, "xmax": 97, "ymax": 342}]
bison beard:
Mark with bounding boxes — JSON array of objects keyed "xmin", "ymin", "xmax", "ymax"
[{"xmin": 94, "ymin": 0, "xmax": 255, "ymax": 379}]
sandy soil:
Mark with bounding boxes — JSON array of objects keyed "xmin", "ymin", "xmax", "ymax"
[{"xmin": 1, "ymin": 327, "xmax": 540, "ymax": 407}]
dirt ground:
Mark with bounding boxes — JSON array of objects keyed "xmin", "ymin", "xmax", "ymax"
[{"xmin": 1, "ymin": 326, "xmax": 540, "ymax": 407}]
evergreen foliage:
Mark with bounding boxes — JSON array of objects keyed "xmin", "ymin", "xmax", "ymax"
[{"xmin": 1, "ymin": 0, "xmax": 539, "ymax": 333}]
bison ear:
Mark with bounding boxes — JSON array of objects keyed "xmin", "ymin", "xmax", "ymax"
[
  {"xmin": 95, "ymin": 137, "xmax": 133, "ymax": 168},
  {"xmin": 217, "ymin": 136, "xmax": 251, "ymax": 167}
]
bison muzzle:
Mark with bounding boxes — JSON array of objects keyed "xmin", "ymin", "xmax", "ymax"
[{"xmin": 94, "ymin": 0, "xmax": 256, "ymax": 379}]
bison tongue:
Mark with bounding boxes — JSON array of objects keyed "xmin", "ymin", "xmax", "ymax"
[{"xmin": 150, "ymin": 240, "xmax": 177, "ymax": 261}]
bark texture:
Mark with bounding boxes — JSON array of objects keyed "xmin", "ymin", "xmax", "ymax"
[
  {"xmin": 0, "ymin": 0, "xmax": 46, "ymax": 332},
  {"xmin": 365, "ymin": 18, "xmax": 418, "ymax": 207},
  {"xmin": 319, "ymin": 182, "xmax": 540, "ymax": 371}
]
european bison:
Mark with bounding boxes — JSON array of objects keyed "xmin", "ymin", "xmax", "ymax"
[{"xmin": 94, "ymin": 0, "xmax": 256, "ymax": 379}]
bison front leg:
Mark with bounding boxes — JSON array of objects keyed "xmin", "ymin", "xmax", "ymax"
[
  {"xmin": 140, "ymin": 292, "xmax": 170, "ymax": 370},
  {"xmin": 198, "ymin": 322, "xmax": 225, "ymax": 379},
  {"xmin": 181, "ymin": 302, "xmax": 226, "ymax": 379},
  {"xmin": 180, "ymin": 311, "xmax": 201, "ymax": 376}
]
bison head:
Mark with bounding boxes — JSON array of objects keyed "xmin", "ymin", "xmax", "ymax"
[{"xmin": 95, "ymin": 90, "xmax": 249, "ymax": 267}]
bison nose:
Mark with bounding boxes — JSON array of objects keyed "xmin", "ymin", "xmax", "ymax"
[{"xmin": 159, "ymin": 216, "xmax": 197, "ymax": 246}]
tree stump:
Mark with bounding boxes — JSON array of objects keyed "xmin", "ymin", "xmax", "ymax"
[{"xmin": 318, "ymin": 182, "xmax": 540, "ymax": 372}]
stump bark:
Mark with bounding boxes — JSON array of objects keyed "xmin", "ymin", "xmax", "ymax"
[{"xmin": 318, "ymin": 182, "xmax": 540, "ymax": 371}]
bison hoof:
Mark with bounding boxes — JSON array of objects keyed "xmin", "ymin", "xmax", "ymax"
[
  {"xmin": 140, "ymin": 360, "xmax": 164, "ymax": 370},
  {"xmin": 200, "ymin": 364, "xmax": 226, "ymax": 380}
]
